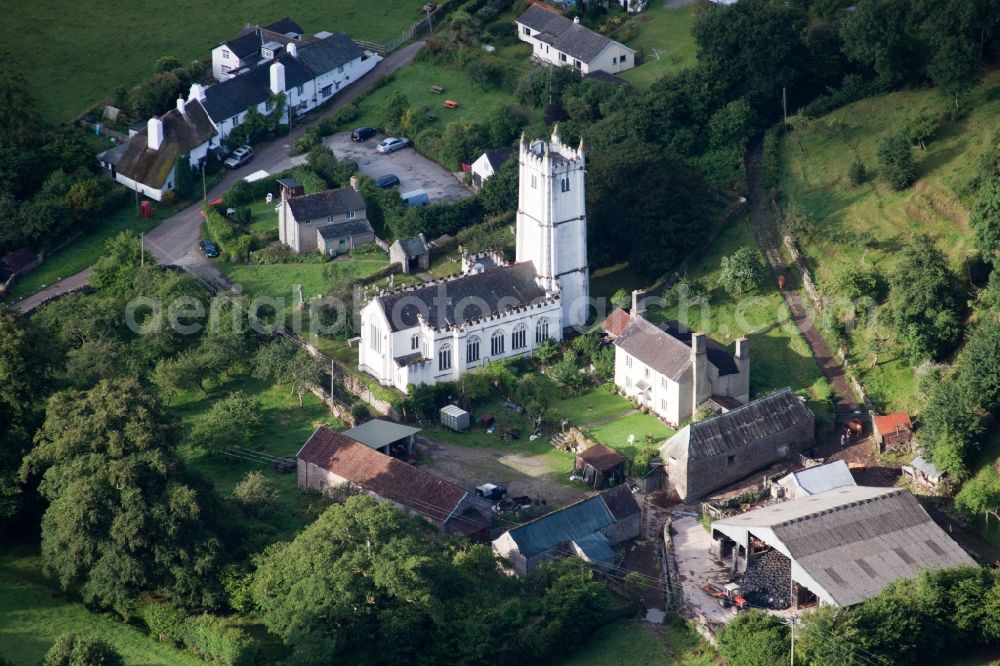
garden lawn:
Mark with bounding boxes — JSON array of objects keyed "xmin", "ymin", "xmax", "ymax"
[
  {"xmin": 619, "ymin": 5, "xmax": 699, "ymax": 90},
  {"xmin": 780, "ymin": 72, "xmax": 1000, "ymax": 411},
  {"xmin": 5, "ymin": 199, "xmax": 179, "ymax": 303},
  {"xmin": 0, "ymin": 549, "xmax": 203, "ymax": 666},
  {"xmin": 648, "ymin": 215, "xmax": 834, "ymax": 431},
  {"xmin": 247, "ymin": 200, "xmax": 279, "ymax": 234},
  {"xmin": 556, "ymin": 617, "xmax": 716, "ymax": 666},
  {"xmin": 340, "ymin": 57, "xmax": 536, "ymax": 144},
  {"xmin": 587, "ymin": 413, "xmax": 675, "ymax": 458},
  {"xmin": 549, "ymin": 387, "xmax": 635, "ymax": 427},
  {"xmin": 5, "ymin": 0, "xmax": 429, "ymax": 123},
  {"xmin": 171, "ymin": 375, "xmax": 336, "ymax": 538},
  {"xmin": 219, "ymin": 257, "xmax": 388, "ymax": 305}
]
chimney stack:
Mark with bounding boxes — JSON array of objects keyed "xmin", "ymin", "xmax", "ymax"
[
  {"xmin": 691, "ymin": 332, "xmax": 708, "ymax": 419},
  {"xmin": 147, "ymin": 116, "xmax": 164, "ymax": 151},
  {"xmin": 631, "ymin": 289, "xmax": 645, "ymax": 319},
  {"xmin": 189, "ymin": 82, "xmax": 206, "ymax": 102},
  {"xmin": 350, "ymin": 175, "xmax": 359, "ymax": 192},
  {"xmin": 287, "ymin": 42, "xmax": 298, "ymax": 58},
  {"xmin": 176, "ymin": 94, "xmax": 185, "ymax": 115},
  {"xmin": 736, "ymin": 337, "xmax": 749, "ymax": 361},
  {"xmin": 573, "ymin": 16, "xmax": 581, "ymax": 24},
  {"xmin": 270, "ymin": 61, "xmax": 286, "ymax": 94}
]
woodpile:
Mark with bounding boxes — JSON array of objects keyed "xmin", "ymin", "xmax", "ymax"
[{"xmin": 740, "ymin": 549, "xmax": 792, "ymax": 610}]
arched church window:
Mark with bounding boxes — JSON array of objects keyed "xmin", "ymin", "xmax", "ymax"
[
  {"xmin": 535, "ymin": 318, "xmax": 550, "ymax": 344},
  {"xmin": 512, "ymin": 324, "xmax": 527, "ymax": 350},
  {"xmin": 491, "ymin": 330, "xmax": 505, "ymax": 356}
]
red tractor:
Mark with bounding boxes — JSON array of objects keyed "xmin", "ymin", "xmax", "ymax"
[{"xmin": 702, "ymin": 583, "xmax": 749, "ymax": 611}]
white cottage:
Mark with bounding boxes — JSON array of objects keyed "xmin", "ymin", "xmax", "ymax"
[
  {"xmin": 515, "ymin": 5, "xmax": 636, "ymax": 75},
  {"xmin": 359, "ymin": 128, "xmax": 589, "ymax": 392}
]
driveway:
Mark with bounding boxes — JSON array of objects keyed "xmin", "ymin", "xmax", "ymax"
[
  {"xmin": 326, "ymin": 133, "xmax": 470, "ymax": 203},
  {"xmin": 14, "ymin": 41, "xmax": 427, "ymax": 313},
  {"xmin": 670, "ymin": 515, "xmax": 736, "ymax": 628}
]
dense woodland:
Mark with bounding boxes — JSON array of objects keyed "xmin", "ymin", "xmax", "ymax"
[{"xmin": 4, "ymin": 0, "xmax": 1000, "ymax": 663}]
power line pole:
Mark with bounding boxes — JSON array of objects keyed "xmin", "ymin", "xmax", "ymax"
[{"xmin": 202, "ymin": 164, "xmax": 207, "ymax": 203}]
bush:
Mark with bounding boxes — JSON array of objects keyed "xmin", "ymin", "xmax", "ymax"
[
  {"xmin": 205, "ymin": 208, "xmax": 253, "ymax": 262},
  {"xmin": 291, "ymin": 127, "xmax": 322, "ymax": 155},
  {"xmin": 42, "ymin": 633, "xmax": 123, "ymax": 666},
  {"xmin": 718, "ymin": 246, "xmax": 766, "ymax": 295},
  {"xmin": 182, "ymin": 615, "xmax": 261, "ymax": 666},
  {"xmin": 144, "ymin": 602, "xmax": 189, "ymax": 645},
  {"xmin": 878, "ymin": 134, "xmax": 917, "ymax": 190},
  {"xmin": 848, "ymin": 158, "xmax": 867, "ymax": 185},
  {"xmin": 350, "ymin": 402, "xmax": 372, "ymax": 423}
]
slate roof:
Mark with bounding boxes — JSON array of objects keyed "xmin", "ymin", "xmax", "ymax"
[
  {"xmin": 658, "ymin": 320, "xmax": 740, "ymax": 376},
  {"xmin": 200, "ymin": 52, "xmax": 313, "ymax": 122},
  {"xmin": 116, "ymin": 102, "xmax": 217, "ymax": 188},
  {"xmin": 573, "ymin": 532, "xmax": 614, "ymax": 562},
  {"xmin": 393, "ymin": 234, "xmax": 429, "ymax": 258},
  {"xmin": 779, "ymin": 460, "xmax": 856, "ymax": 496},
  {"xmin": 222, "ymin": 30, "xmax": 265, "ymax": 60},
  {"xmin": 712, "ymin": 486, "xmax": 976, "ymax": 607},
  {"xmin": 317, "ymin": 218, "xmax": 374, "ymax": 240},
  {"xmin": 298, "ymin": 426, "xmax": 488, "ymax": 534},
  {"xmin": 517, "ymin": 4, "xmax": 630, "ymax": 64},
  {"xmin": 482, "ymin": 146, "xmax": 515, "ymax": 172},
  {"xmin": 296, "ymin": 33, "xmax": 364, "ymax": 76},
  {"xmin": 577, "ymin": 444, "xmax": 625, "ymax": 473},
  {"xmin": 662, "ymin": 388, "xmax": 813, "ymax": 463},
  {"xmin": 340, "ymin": 419, "xmax": 421, "ymax": 450},
  {"xmin": 375, "ymin": 261, "xmax": 549, "ymax": 332},
  {"xmin": 497, "ymin": 485, "xmax": 639, "ymax": 557},
  {"xmin": 264, "ymin": 17, "xmax": 304, "ymax": 36},
  {"xmin": 614, "ymin": 316, "xmax": 693, "ymax": 381},
  {"xmin": 287, "ymin": 187, "xmax": 365, "ymax": 221}
]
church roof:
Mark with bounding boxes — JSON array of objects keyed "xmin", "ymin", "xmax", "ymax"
[{"xmin": 374, "ymin": 262, "xmax": 550, "ymax": 332}]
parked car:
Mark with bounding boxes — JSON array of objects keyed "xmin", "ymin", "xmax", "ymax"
[
  {"xmin": 351, "ymin": 127, "xmax": 376, "ymax": 142},
  {"xmin": 223, "ymin": 145, "xmax": 253, "ymax": 169},
  {"xmin": 376, "ymin": 137, "xmax": 410, "ymax": 154},
  {"xmin": 199, "ymin": 240, "xmax": 220, "ymax": 258},
  {"xmin": 375, "ymin": 173, "xmax": 400, "ymax": 188},
  {"xmin": 476, "ymin": 483, "xmax": 507, "ymax": 502},
  {"xmin": 400, "ymin": 188, "xmax": 430, "ymax": 207}
]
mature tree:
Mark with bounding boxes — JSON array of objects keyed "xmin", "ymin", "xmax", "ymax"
[
  {"xmin": 708, "ymin": 98, "xmax": 758, "ymax": 149},
  {"xmin": 971, "ymin": 179, "xmax": 1000, "ymax": 262},
  {"xmin": 0, "ymin": 52, "xmax": 43, "ymax": 148},
  {"xmin": 717, "ymin": 609, "xmax": 789, "ymax": 666},
  {"xmin": 187, "ymin": 391, "xmax": 261, "ymax": 455},
  {"xmin": 956, "ymin": 465, "xmax": 1000, "ymax": 529},
  {"xmin": 840, "ymin": 0, "xmax": 923, "ymax": 88},
  {"xmin": 20, "ymin": 379, "xmax": 224, "ymax": 614},
  {"xmin": 719, "ymin": 246, "xmax": 766, "ymax": 295},
  {"xmin": 888, "ymin": 235, "xmax": 961, "ymax": 361},
  {"xmin": 0, "ymin": 309, "xmax": 48, "ymax": 521},
  {"xmin": 515, "ymin": 374, "xmax": 549, "ymax": 419},
  {"xmin": 901, "ymin": 112, "xmax": 940, "ymax": 150},
  {"xmin": 253, "ymin": 340, "xmax": 325, "ymax": 407},
  {"xmin": 42, "ymin": 633, "xmax": 123, "ymax": 666},
  {"xmin": 232, "ymin": 470, "xmax": 279, "ymax": 514},
  {"xmin": 478, "ymin": 158, "xmax": 518, "ymax": 217},
  {"xmin": 928, "ymin": 36, "xmax": 981, "ymax": 111},
  {"xmin": 550, "ymin": 354, "xmax": 587, "ymax": 394},
  {"xmin": 877, "ymin": 134, "xmax": 917, "ymax": 190},
  {"xmin": 89, "ymin": 231, "xmax": 156, "ymax": 295},
  {"xmin": 796, "ymin": 605, "xmax": 857, "ymax": 666}
]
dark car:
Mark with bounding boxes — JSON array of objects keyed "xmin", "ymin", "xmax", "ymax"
[
  {"xmin": 375, "ymin": 174, "xmax": 400, "ymax": 188},
  {"xmin": 351, "ymin": 127, "xmax": 376, "ymax": 142},
  {"xmin": 199, "ymin": 240, "xmax": 220, "ymax": 258}
]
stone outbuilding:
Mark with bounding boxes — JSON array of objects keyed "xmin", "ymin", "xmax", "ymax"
[
  {"xmin": 660, "ymin": 388, "xmax": 814, "ymax": 500},
  {"xmin": 575, "ymin": 444, "xmax": 626, "ymax": 488},
  {"xmin": 388, "ymin": 234, "xmax": 430, "ymax": 274},
  {"xmin": 492, "ymin": 484, "xmax": 640, "ymax": 575}
]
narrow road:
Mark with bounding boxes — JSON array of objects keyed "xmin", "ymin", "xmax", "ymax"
[
  {"xmin": 14, "ymin": 41, "xmax": 426, "ymax": 314},
  {"xmin": 745, "ymin": 139, "xmax": 857, "ymax": 409}
]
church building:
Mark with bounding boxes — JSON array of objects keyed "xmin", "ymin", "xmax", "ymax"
[{"xmin": 358, "ymin": 128, "xmax": 589, "ymax": 392}]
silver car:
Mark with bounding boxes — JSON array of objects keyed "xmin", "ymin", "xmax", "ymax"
[
  {"xmin": 376, "ymin": 137, "xmax": 410, "ymax": 154},
  {"xmin": 223, "ymin": 145, "xmax": 254, "ymax": 169}
]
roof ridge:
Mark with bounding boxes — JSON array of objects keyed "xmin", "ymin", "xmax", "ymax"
[{"xmin": 774, "ymin": 487, "xmax": 903, "ymax": 527}]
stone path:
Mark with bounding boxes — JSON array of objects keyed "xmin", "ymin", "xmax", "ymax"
[{"xmin": 745, "ymin": 139, "xmax": 858, "ymax": 410}]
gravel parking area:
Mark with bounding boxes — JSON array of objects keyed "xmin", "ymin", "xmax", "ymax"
[{"xmin": 326, "ymin": 132, "xmax": 470, "ymax": 203}]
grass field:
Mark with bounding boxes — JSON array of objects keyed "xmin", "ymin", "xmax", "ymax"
[
  {"xmin": 587, "ymin": 413, "xmax": 676, "ymax": 459},
  {"xmin": 4, "ymin": 0, "xmax": 429, "ymax": 123},
  {"xmin": 4, "ymin": 199, "xmax": 180, "ymax": 303},
  {"xmin": 0, "ymin": 549, "xmax": 204, "ymax": 666},
  {"xmin": 619, "ymin": 5, "xmax": 698, "ymax": 90},
  {"xmin": 219, "ymin": 257, "xmax": 388, "ymax": 304},
  {"xmin": 780, "ymin": 72, "xmax": 1000, "ymax": 410},
  {"xmin": 556, "ymin": 617, "xmax": 716, "ymax": 666},
  {"xmin": 171, "ymin": 375, "xmax": 336, "ymax": 538},
  {"xmin": 647, "ymin": 215, "xmax": 834, "ymax": 429}
]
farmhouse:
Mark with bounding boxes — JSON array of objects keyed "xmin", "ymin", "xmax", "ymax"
[
  {"xmin": 660, "ymin": 388, "xmax": 814, "ymax": 500},
  {"xmin": 469, "ymin": 146, "xmax": 515, "ymax": 189},
  {"xmin": 278, "ymin": 177, "xmax": 372, "ymax": 254},
  {"xmin": 112, "ymin": 99, "xmax": 217, "ymax": 201},
  {"xmin": 777, "ymin": 460, "xmax": 856, "ymax": 499},
  {"xmin": 359, "ymin": 129, "xmax": 589, "ymax": 392},
  {"xmin": 515, "ymin": 5, "xmax": 636, "ymax": 74},
  {"xmin": 212, "ymin": 18, "xmax": 305, "ymax": 80},
  {"xmin": 611, "ymin": 293, "xmax": 749, "ymax": 426},
  {"xmin": 389, "ymin": 234, "xmax": 430, "ymax": 274},
  {"xmin": 710, "ymin": 486, "xmax": 976, "ymax": 608},
  {"xmin": 492, "ymin": 484, "xmax": 641, "ymax": 575},
  {"xmin": 297, "ymin": 426, "xmax": 492, "ymax": 540}
]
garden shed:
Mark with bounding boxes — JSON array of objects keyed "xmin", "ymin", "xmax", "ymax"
[
  {"xmin": 440, "ymin": 404, "xmax": 470, "ymax": 432},
  {"xmin": 575, "ymin": 444, "xmax": 626, "ymax": 488}
]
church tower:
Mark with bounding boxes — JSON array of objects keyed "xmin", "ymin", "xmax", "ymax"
[{"xmin": 516, "ymin": 127, "xmax": 589, "ymax": 329}]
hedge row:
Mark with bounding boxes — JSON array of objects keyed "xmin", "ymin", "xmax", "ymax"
[
  {"xmin": 205, "ymin": 208, "xmax": 252, "ymax": 262},
  {"xmin": 221, "ymin": 166, "xmax": 326, "ymax": 209},
  {"xmin": 144, "ymin": 603, "xmax": 261, "ymax": 666}
]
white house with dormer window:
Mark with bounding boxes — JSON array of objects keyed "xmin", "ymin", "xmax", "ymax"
[
  {"xmin": 515, "ymin": 5, "xmax": 636, "ymax": 75},
  {"xmin": 359, "ymin": 128, "xmax": 589, "ymax": 392}
]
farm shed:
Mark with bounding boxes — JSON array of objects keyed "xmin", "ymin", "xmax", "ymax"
[
  {"xmin": 297, "ymin": 426, "xmax": 491, "ymax": 540},
  {"xmin": 492, "ymin": 484, "xmax": 640, "ymax": 575},
  {"xmin": 872, "ymin": 412, "xmax": 913, "ymax": 452},
  {"xmin": 902, "ymin": 455, "xmax": 947, "ymax": 491},
  {"xmin": 660, "ymin": 388, "xmax": 814, "ymax": 500},
  {"xmin": 777, "ymin": 460, "xmax": 856, "ymax": 499},
  {"xmin": 389, "ymin": 234, "xmax": 430, "ymax": 274},
  {"xmin": 439, "ymin": 404, "xmax": 470, "ymax": 432},
  {"xmin": 710, "ymin": 486, "xmax": 975, "ymax": 608},
  {"xmin": 575, "ymin": 444, "xmax": 626, "ymax": 488},
  {"xmin": 341, "ymin": 419, "xmax": 421, "ymax": 458}
]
